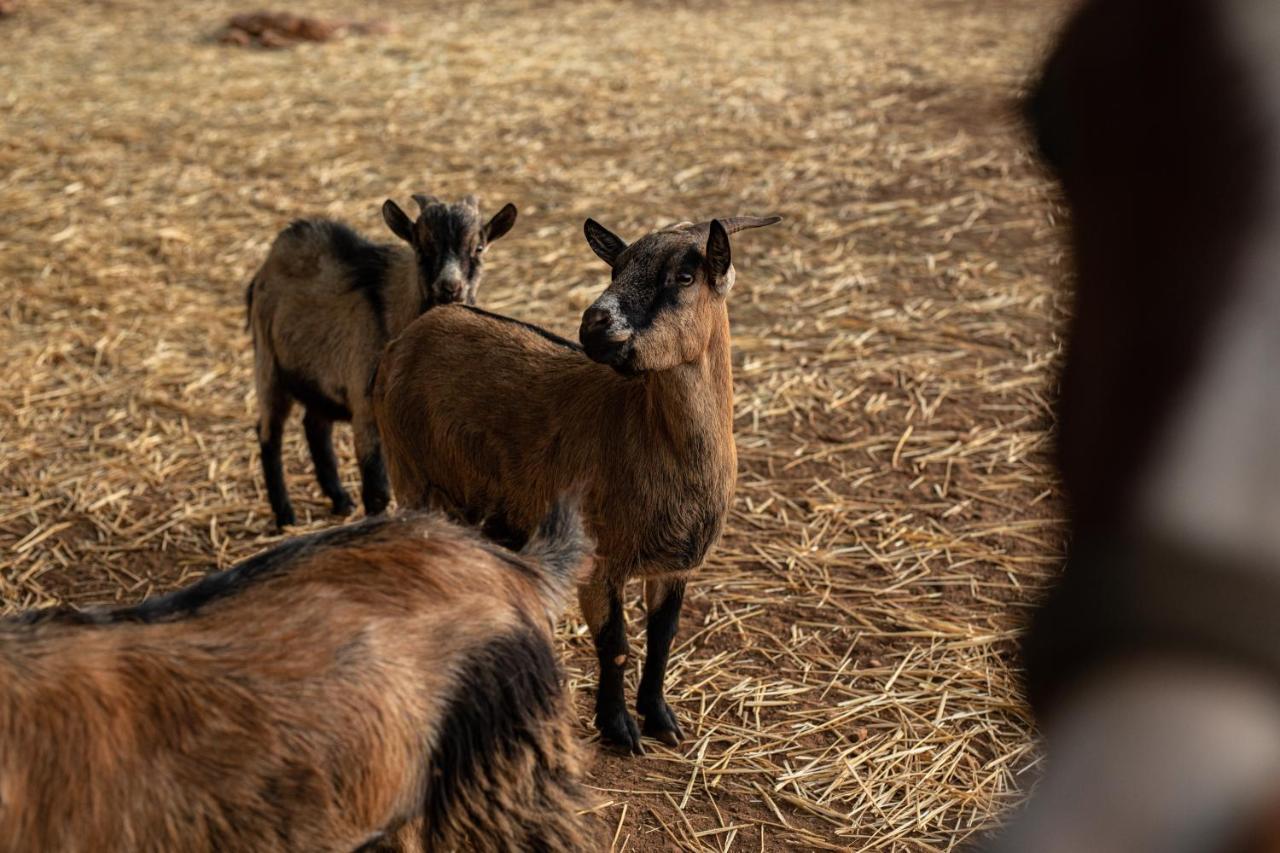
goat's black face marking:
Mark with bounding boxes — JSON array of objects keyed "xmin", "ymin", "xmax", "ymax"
[
  {"xmin": 624, "ymin": 246, "xmax": 703, "ymax": 328},
  {"xmin": 579, "ymin": 228, "xmax": 710, "ymax": 373},
  {"xmin": 384, "ymin": 197, "xmax": 517, "ymax": 311},
  {"xmin": 413, "ymin": 202, "xmax": 484, "ymax": 308},
  {"xmin": 578, "ymin": 216, "xmax": 778, "ymax": 374},
  {"xmin": 615, "ymin": 240, "xmax": 704, "ymax": 328}
]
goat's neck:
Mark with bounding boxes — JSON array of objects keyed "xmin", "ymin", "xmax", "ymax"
[
  {"xmin": 385, "ymin": 251, "xmax": 428, "ymax": 339},
  {"xmin": 639, "ymin": 307, "xmax": 734, "ymax": 455}
]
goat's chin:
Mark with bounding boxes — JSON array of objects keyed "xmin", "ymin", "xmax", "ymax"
[
  {"xmin": 608, "ymin": 360, "xmax": 643, "ymax": 379},
  {"xmin": 594, "ymin": 352, "xmax": 642, "ymax": 378},
  {"xmin": 583, "ymin": 340, "xmax": 641, "ymax": 377}
]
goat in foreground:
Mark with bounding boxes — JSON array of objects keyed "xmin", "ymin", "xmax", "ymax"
[
  {"xmin": 0, "ymin": 502, "xmax": 593, "ymax": 852},
  {"xmin": 373, "ymin": 214, "xmax": 780, "ymax": 752},
  {"xmin": 247, "ymin": 193, "xmax": 518, "ymax": 528}
]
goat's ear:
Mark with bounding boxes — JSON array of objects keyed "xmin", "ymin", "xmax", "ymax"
[
  {"xmin": 382, "ymin": 200, "xmax": 415, "ymax": 244},
  {"xmin": 584, "ymin": 218, "xmax": 627, "ymax": 268},
  {"xmin": 483, "ymin": 203, "xmax": 518, "ymax": 244},
  {"xmin": 706, "ymin": 219, "xmax": 732, "ymax": 285}
]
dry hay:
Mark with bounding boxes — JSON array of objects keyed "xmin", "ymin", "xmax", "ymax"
[{"xmin": 0, "ymin": 0, "xmax": 1070, "ymax": 849}]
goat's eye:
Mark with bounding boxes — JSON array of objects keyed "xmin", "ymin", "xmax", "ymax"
[
  {"xmin": 676, "ymin": 271, "xmax": 695, "ymax": 287},
  {"xmin": 475, "ymin": 244, "xmax": 486, "ymax": 255}
]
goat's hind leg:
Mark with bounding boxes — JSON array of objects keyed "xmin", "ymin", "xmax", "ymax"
[
  {"xmin": 352, "ymin": 408, "xmax": 391, "ymax": 517},
  {"xmin": 256, "ymin": 368, "xmax": 296, "ymax": 529},
  {"xmin": 580, "ymin": 573, "xmax": 642, "ymax": 753}
]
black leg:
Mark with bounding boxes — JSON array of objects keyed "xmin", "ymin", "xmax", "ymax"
[
  {"xmin": 637, "ymin": 577, "xmax": 686, "ymax": 746},
  {"xmin": 258, "ymin": 393, "xmax": 295, "ymax": 529},
  {"xmin": 593, "ymin": 583, "xmax": 641, "ymax": 753},
  {"xmin": 353, "ymin": 414, "xmax": 391, "ymax": 517},
  {"xmin": 303, "ymin": 409, "xmax": 355, "ymax": 516},
  {"xmin": 358, "ymin": 449, "xmax": 390, "ymax": 516}
]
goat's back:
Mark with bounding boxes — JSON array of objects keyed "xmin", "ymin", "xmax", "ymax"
[
  {"xmin": 374, "ymin": 305, "xmax": 611, "ymax": 526},
  {"xmin": 0, "ymin": 513, "xmax": 589, "ymax": 852},
  {"xmin": 249, "ymin": 220, "xmax": 418, "ymax": 409}
]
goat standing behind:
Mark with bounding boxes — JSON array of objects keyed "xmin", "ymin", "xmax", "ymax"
[
  {"xmin": 0, "ymin": 502, "xmax": 593, "ymax": 852},
  {"xmin": 246, "ymin": 194, "xmax": 517, "ymax": 528}
]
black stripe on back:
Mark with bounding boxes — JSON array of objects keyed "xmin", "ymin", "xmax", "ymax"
[
  {"xmin": 458, "ymin": 305, "xmax": 584, "ymax": 353},
  {"xmin": 322, "ymin": 220, "xmax": 397, "ymax": 339},
  {"xmin": 12, "ymin": 517, "xmax": 401, "ymax": 628}
]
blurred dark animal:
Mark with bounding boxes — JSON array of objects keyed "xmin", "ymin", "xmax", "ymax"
[
  {"xmin": 991, "ymin": 1, "xmax": 1280, "ymax": 850},
  {"xmin": 0, "ymin": 501, "xmax": 595, "ymax": 852},
  {"xmin": 247, "ymin": 195, "xmax": 518, "ymax": 528},
  {"xmin": 373, "ymin": 215, "xmax": 780, "ymax": 752}
]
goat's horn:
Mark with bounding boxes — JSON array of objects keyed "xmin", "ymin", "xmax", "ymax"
[
  {"xmin": 411, "ymin": 194, "xmax": 440, "ymax": 212},
  {"xmin": 716, "ymin": 215, "xmax": 783, "ymax": 234},
  {"xmin": 685, "ymin": 215, "xmax": 783, "ymax": 237}
]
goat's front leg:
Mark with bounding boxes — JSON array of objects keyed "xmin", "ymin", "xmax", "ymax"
[
  {"xmin": 637, "ymin": 575, "xmax": 686, "ymax": 746},
  {"xmin": 303, "ymin": 409, "xmax": 355, "ymax": 516},
  {"xmin": 579, "ymin": 573, "xmax": 641, "ymax": 753},
  {"xmin": 351, "ymin": 408, "xmax": 391, "ymax": 517}
]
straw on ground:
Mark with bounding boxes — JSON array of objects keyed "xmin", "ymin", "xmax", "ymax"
[{"xmin": 0, "ymin": 1, "xmax": 1067, "ymax": 849}]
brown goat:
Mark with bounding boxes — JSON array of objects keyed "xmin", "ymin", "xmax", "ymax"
[
  {"xmin": 373, "ymin": 215, "xmax": 781, "ymax": 752},
  {"xmin": 247, "ymin": 194, "xmax": 518, "ymax": 529},
  {"xmin": 0, "ymin": 503, "xmax": 595, "ymax": 852}
]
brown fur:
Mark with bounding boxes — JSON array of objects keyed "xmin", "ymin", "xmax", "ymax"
[
  {"xmin": 0, "ymin": 507, "xmax": 595, "ymax": 852},
  {"xmin": 247, "ymin": 195, "xmax": 517, "ymax": 528},
  {"xmin": 372, "ymin": 216, "xmax": 780, "ymax": 751}
]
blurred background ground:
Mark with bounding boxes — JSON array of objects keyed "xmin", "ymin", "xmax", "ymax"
[{"xmin": 0, "ymin": 1, "xmax": 1069, "ymax": 849}]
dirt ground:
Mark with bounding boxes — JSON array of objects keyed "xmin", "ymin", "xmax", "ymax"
[{"xmin": 0, "ymin": 0, "xmax": 1070, "ymax": 849}]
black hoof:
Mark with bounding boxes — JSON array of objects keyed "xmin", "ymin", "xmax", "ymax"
[
  {"xmin": 639, "ymin": 699, "xmax": 683, "ymax": 747},
  {"xmin": 596, "ymin": 706, "xmax": 644, "ymax": 755},
  {"xmin": 331, "ymin": 494, "xmax": 356, "ymax": 517},
  {"xmin": 274, "ymin": 508, "xmax": 297, "ymax": 530},
  {"xmin": 363, "ymin": 494, "xmax": 390, "ymax": 517}
]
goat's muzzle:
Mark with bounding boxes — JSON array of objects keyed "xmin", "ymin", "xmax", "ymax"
[
  {"xmin": 579, "ymin": 305, "xmax": 636, "ymax": 374},
  {"xmin": 438, "ymin": 279, "xmax": 465, "ymax": 302}
]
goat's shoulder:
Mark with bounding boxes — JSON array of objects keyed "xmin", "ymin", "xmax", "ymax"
[
  {"xmin": 413, "ymin": 304, "xmax": 583, "ymax": 355},
  {"xmin": 264, "ymin": 219, "xmax": 404, "ymax": 291}
]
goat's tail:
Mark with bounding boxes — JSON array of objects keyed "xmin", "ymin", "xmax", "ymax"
[
  {"xmin": 520, "ymin": 493, "xmax": 593, "ymax": 610},
  {"xmin": 244, "ymin": 274, "xmax": 258, "ymax": 333}
]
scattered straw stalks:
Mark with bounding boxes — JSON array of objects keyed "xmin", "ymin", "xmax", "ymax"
[{"xmin": 1, "ymin": 0, "xmax": 1068, "ymax": 849}]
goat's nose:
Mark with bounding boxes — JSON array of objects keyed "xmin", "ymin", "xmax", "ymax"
[{"xmin": 583, "ymin": 307, "xmax": 610, "ymax": 332}]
